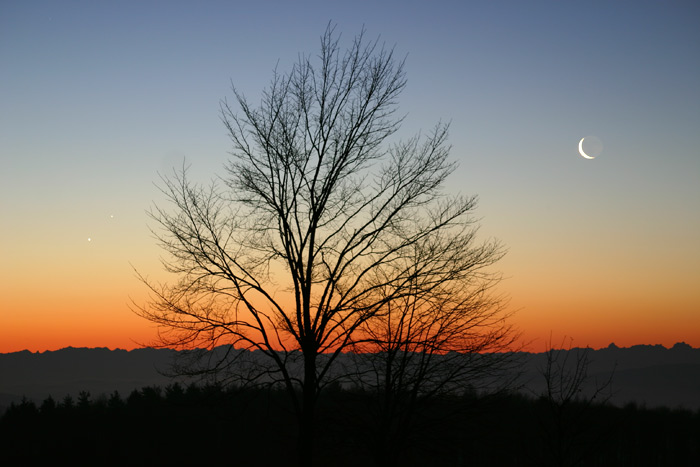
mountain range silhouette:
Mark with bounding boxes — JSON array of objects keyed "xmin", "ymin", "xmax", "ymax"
[{"xmin": 2, "ymin": 343, "xmax": 698, "ymax": 413}]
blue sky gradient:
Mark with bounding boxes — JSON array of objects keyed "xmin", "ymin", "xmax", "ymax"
[{"xmin": 1, "ymin": 0, "xmax": 698, "ymax": 351}]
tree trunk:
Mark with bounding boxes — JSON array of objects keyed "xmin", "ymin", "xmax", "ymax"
[{"xmin": 298, "ymin": 351, "xmax": 317, "ymax": 467}]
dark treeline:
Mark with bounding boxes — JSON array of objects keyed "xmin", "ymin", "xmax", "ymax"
[{"xmin": 1, "ymin": 383, "xmax": 698, "ymax": 466}]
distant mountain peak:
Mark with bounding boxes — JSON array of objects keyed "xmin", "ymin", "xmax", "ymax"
[{"xmin": 671, "ymin": 342, "xmax": 693, "ymax": 350}]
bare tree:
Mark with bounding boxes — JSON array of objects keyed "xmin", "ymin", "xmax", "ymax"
[
  {"xmin": 134, "ymin": 24, "xmax": 510, "ymax": 466},
  {"xmin": 538, "ymin": 337, "xmax": 614, "ymax": 467},
  {"xmin": 344, "ymin": 237, "xmax": 516, "ymax": 464}
]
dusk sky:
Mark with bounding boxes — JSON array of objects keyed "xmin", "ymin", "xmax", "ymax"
[{"xmin": 2, "ymin": 0, "xmax": 698, "ymax": 353}]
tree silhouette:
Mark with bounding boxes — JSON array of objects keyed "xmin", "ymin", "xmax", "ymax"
[
  {"xmin": 345, "ymin": 237, "xmax": 516, "ymax": 464},
  {"xmin": 135, "ymin": 24, "xmax": 509, "ymax": 466},
  {"xmin": 538, "ymin": 337, "xmax": 614, "ymax": 467}
]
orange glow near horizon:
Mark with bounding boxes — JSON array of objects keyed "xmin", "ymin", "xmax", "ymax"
[
  {"xmin": 512, "ymin": 287, "xmax": 700, "ymax": 352},
  {"xmin": 2, "ymin": 225, "xmax": 700, "ymax": 354},
  {"xmin": 2, "ymin": 227, "xmax": 698, "ymax": 354},
  {"xmin": 2, "ymin": 279, "xmax": 699, "ymax": 354}
]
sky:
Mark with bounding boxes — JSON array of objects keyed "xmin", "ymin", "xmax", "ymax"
[{"xmin": 1, "ymin": 0, "xmax": 698, "ymax": 353}]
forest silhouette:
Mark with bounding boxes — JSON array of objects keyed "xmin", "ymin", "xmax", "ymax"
[{"xmin": 1, "ymin": 380, "xmax": 699, "ymax": 466}]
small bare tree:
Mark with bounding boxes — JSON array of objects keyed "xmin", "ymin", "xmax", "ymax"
[
  {"xmin": 538, "ymin": 337, "xmax": 614, "ymax": 467},
  {"xmin": 345, "ymin": 237, "xmax": 516, "ymax": 465},
  {"xmin": 135, "ymin": 24, "xmax": 511, "ymax": 466}
]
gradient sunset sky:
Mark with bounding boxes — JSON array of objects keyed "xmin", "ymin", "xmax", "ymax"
[{"xmin": 2, "ymin": 0, "xmax": 698, "ymax": 353}]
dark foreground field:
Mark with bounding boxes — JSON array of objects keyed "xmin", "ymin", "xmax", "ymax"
[{"xmin": 1, "ymin": 383, "xmax": 698, "ymax": 466}]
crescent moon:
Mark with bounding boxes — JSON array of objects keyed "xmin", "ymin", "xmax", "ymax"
[{"xmin": 578, "ymin": 138, "xmax": 595, "ymax": 159}]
